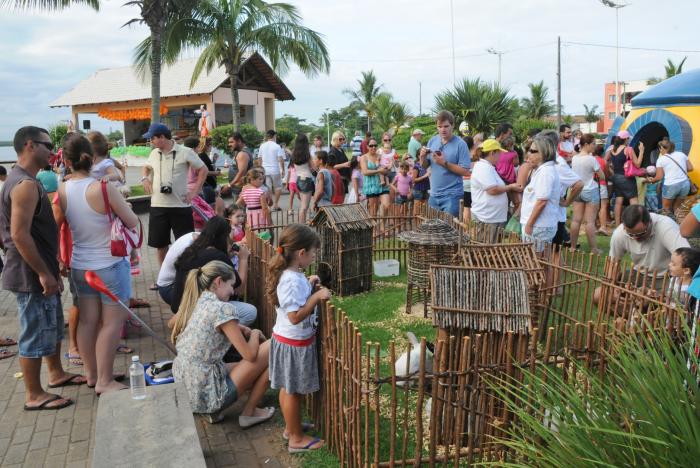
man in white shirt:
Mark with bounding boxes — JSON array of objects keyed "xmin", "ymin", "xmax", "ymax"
[
  {"xmin": 258, "ymin": 129, "xmax": 286, "ymax": 211},
  {"xmin": 141, "ymin": 123, "xmax": 207, "ymax": 264},
  {"xmin": 557, "ymin": 124, "xmax": 575, "ymax": 162}
]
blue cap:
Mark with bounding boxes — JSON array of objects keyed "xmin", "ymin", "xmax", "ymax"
[{"xmin": 142, "ymin": 123, "xmax": 171, "ymax": 139}]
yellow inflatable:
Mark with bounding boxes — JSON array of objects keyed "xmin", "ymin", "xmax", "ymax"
[{"xmin": 608, "ymin": 69, "xmax": 700, "ymax": 185}]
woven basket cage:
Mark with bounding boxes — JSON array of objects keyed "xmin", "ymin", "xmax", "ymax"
[{"xmin": 407, "ymin": 243, "xmax": 458, "ymax": 288}]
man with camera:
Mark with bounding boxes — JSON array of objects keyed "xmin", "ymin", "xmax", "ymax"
[
  {"xmin": 418, "ymin": 110, "xmax": 471, "ymax": 217},
  {"xmin": 141, "ymin": 123, "xmax": 207, "ymax": 264}
]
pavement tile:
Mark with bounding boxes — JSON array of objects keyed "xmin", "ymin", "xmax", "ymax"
[
  {"xmin": 48, "ymin": 435, "xmax": 70, "ymax": 456},
  {"xmin": 44, "ymin": 453, "xmax": 67, "ymax": 468},
  {"xmin": 2, "ymin": 441, "xmax": 29, "ymax": 465},
  {"xmin": 66, "ymin": 440, "xmax": 89, "ymax": 462},
  {"xmin": 11, "ymin": 425, "xmax": 34, "ymax": 445},
  {"xmin": 23, "ymin": 447, "xmax": 48, "ymax": 468},
  {"xmin": 0, "ymin": 437, "xmax": 9, "ymax": 458},
  {"xmin": 29, "ymin": 430, "xmax": 52, "ymax": 450}
]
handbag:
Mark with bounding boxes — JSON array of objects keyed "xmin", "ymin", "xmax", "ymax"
[
  {"xmin": 664, "ymin": 153, "xmax": 698, "ymax": 196},
  {"xmin": 623, "ymin": 147, "xmax": 646, "ymax": 178},
  {"xmin": 505, "ymin": 214, "xmax": 521, "ymax": 235},
  {"xmin": 100, "ymin": 181, "xmax": 143, "ymax": 257}
]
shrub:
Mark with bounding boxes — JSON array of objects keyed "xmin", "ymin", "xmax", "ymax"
[
  {"xmin": 391, "ymin": 116, "xmax": 437, "ymax": 152},
  {"xmin": 48, "ymin": 123, "xmax": 68, "ymax": 148},
  {"xmin": 210, "ymin": 124, "xmax": 264, "ymax": 154},
  {"xmin": 513, "ymin": 118, "xmax": 556, "ymax": 143},
  {"xmin": 275, "ymin": 127, "xmax": 295, "ymax": 147}
]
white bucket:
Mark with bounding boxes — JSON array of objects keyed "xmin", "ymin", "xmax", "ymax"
[{"xmin": 373, "ymin": 259, "xmax": 400, "ymax": 277}]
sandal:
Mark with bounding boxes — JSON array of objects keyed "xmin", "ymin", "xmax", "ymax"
[
  {"xmin": 64, "ymin": 353, "xmax": 83, "ymax": 366},
  {"xmin": 24, "ymin": 394, "xmax": 73, "ymax": 411},
  {"xmin": 129, "ymin": 298, "xmax": 150, "ymax": 308},
  {"xmin": 0, "ymin": 349, "xmax": 16, "ymax": 360},
  {"xmin": 0, "ymin": 337, "xmax": 17, "ymax": 346},
  {"xmin": 288, "ymin": 437, "xmax": 324, "ymax": 453},
  {"xmin": 87, "ymin": 373, "xmax": 126, "ymax": 388},
  {"xmin": 47, "ymin": 374, "xmax": 87, "ymax": 388},
  {"xmin": 283, "ymin": 422, "xmax": 314, "ymax": 440},
  {"xmin": 116, "ymin": 344, "xmax": 133, "ymax": 354}
]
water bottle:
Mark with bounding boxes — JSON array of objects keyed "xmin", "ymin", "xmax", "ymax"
[{"xmin": 129, "ymin": 355, "xmax": 147, "ymax": 400}]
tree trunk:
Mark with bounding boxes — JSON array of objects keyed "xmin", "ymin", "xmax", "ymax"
[
  {"xmin": 367, "ymin": 112, "xmax": 371, "ymax": 133},
  {"xmin": 150, "ymin": 24, "xmax": 162, "ymax": 124},
  {"xmin": 228, "ymin": 65, "xmax": 241, "ymax": 132}
]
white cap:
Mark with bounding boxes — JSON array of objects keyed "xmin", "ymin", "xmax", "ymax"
[
  {"xmin": 412, "ymin": 128, "xmax": 425, "ymax": 135},
  {"xmin": 132, "ymin": 355, "xmax": 140, "ymax": 362}
]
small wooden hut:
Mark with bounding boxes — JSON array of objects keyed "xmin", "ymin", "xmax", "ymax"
[
  {"xmin": 398, "ymin": 219, "xmax": 462, "ymax": 317},
  {"xmin": 310, "ymin": 204, "xmax": 374, "ymax": 296}
]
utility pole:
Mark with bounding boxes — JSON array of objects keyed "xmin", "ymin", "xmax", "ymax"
[
  {"xmin": 450, "ymin": 0, "xmax": 456, "ymax": 85},
  {"xmin": 599, "ymin": 1, "xmax": 630, "ymax": 116},
  {"xmin": 557, "ymin": 36, "xmax": 562, "ymax": 128},
  {"xmin": 325, "ymin": 108, "xmax": 330, "ymax": 146},
  {"xmin": 419, "ymin": 82, "xmax": 422, "ymax": 116},
  {"xmin": 487, "ymin": 48, "xmax": 503, "ymax": 86}
]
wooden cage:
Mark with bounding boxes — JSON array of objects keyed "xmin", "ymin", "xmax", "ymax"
[{"xmin": 310, "ymin": 204, "xmax": 374, "ymax": 296}]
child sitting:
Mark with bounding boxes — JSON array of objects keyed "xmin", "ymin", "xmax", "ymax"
[
  {"xmin": 239, "ymin": 168, "xmax": 272, "ymax": 230},
  {"xmin": 668, "ymin": 247, "xmax": 700, "ymax": 306},
  {"xmin": 171, "ymin": 260, "xmax": 273, "ymax": 425},
  {"xmin": 267, "ymin": 224, "xmax": 331, "ymax": 452},
  {"xmin": 225, "ymin": 205, "xmax": 247, "ymax": 243}
]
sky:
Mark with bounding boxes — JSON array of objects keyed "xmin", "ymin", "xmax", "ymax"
[{"xmin": 0, "ymin": 0, "xmax": 698, "ymax": 140}]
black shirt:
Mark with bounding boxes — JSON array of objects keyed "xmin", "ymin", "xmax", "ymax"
[
  {"xmin": 198, "ymin": 152, "xmax": 217, "ymax": 188},
  {"xmin": 329, "ymin": 146, "xmax": 351, "ymax": 181},
  {"xmin": 171, "ymin": 247, "xmax": 241, "ymax": 313}
]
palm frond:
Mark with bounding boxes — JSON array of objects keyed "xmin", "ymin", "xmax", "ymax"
[{"xmin": 1, "ymin": 0, "xmax": 98, "ymax": 10}]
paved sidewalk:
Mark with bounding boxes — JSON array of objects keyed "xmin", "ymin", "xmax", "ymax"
[{"xmin": 0, "ymin": 213, "xmax": 298, "ymax": 467}]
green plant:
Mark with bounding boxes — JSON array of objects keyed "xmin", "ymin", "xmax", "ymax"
[
  {"xmin": 583, "ymin": 104, "xmax": 600, "ymax": 123},
  {"xmin": 275, "ymin": 127, "xmax": 295, "ymax": 146},
  {"xmin": 343, "ymin": 70, "xmax": 384, "ymax": 132},
  {"xmin": 209, "ymin": 124, "xmax": 263, "ymax": 153},
  {"xmin": 372, "ymin": 93, "xmax": 411, "ymax": 137},
  {"xmin": 142, "ymin": 0, "xmax": 330, "ymax": 131},
  {"xmin": 512, "ymin": 118, "xmax": 555, "ymax": 143},
  {"xmin": 485, "ymin": 325, "xmax": 700, "ymax": 467},
  {"xmin": 434, "ymin": 78, "xmax": 517, "ymax": 136},
  {"xmin": 48, "ymin": 123, "xmax": 68, "ymax": 148},
  {"xmin": 520, "ymin": 80, "xmax": 555, "ymax": 120}
]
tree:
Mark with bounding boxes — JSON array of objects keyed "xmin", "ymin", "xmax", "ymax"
[
  {"xmin": 583, "ymin": 104, "xmax": 599, "ymax": 123},
  {"xmin": 275, "ymin": 114, "xmax": 317, "ymax": 135},
  {"xmin": 343, "ymin": 71, "xmax": 384, "ymax": 133},
  {"xmin": 322, "ymin": 104, "xmax": 364, "ymax": 136},
  {"xmin": 664, "ymin": 56, "xmax": 687, "ymax": 78},
  {"xmin": 520, "ymin": 80, "xmax": 555, "ymax": 120},
  {"xmin": 147, "ymin": 0, "xmax": 330, "ymax": 131},
  {"xmin": 434, "ymin": 78, "xmax": 517, "ymax": 136},
  {"xmin": 372, "ymin": 93, "xmax": 411, "ymax": 136},
  {"xmin": 1, "ymin": 0, "xmax": 98, "ymax": 10}
]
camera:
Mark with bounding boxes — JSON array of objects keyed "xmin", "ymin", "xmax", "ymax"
[
  {"xmin": 231, "ymin": 243, "xmax": 240, "ymax": 252},
  {"xmin": 160, "ymin": 185, "xmax": 172, "ymax": 194}
]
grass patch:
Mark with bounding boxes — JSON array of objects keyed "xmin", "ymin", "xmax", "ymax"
[{"xmin": 129, "ymin": 185, "xmax": 145, "ymax": 196}]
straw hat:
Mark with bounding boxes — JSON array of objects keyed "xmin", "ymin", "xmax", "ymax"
[{"xmin": 398, "ymin": 219, "xmax": 463, "ymax": 246}]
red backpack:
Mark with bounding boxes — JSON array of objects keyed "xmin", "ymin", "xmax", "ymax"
[{"xmin": 330, "ymin": 169, "xmax": 345, "ymax": 204}]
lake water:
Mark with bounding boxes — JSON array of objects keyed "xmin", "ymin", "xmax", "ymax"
[{"xmin": 0, "ymin": 146, "xmax": 16, "ymax": 163}]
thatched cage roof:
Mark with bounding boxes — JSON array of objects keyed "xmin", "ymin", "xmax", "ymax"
[
  {"xmin": 310, "ymin": 204, "xmax": 375, "ymax": 232},
  {"xmin": 398, "ymin": 219, "xmax": 463, "ymax": 246}
]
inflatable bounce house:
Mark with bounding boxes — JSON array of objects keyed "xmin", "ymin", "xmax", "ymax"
[{"xmin": 607, "ymin": 69, "xmax": 700, "ymax": 184}]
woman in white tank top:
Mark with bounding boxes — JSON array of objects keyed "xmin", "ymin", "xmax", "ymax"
[{"xmin": 59, "ymin": 134, "xmax": 139, "ymax": 396}]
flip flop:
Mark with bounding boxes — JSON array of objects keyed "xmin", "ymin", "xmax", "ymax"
[
  {"xmin": 283, "ymin": 422, "xmax": 314, "ymax": 440},
  {"xmin": 116, "ymin": 344, "xmax": 133, "ymax": 354},
  {"xmin": 87, "ymin": 373, "xmax": 126, "ymax": 388},
  {"xmin": 288, "ymin": 437, "xmax": 324, "ymax": 453},
  {"xmin": 48, "ymin": 374, "xmax": 87, "ymax": 388},
  {"xmin": 129, "ymin": 298, "xmax": 151, "ymax": 308},
  {"xmin": 96, "ymin": 387, "xmax": 128, "ymax": 398},
  {"xmin": 149, "ymin": 283, "xmax": 159, "ymax": 291},
  {"xmin": 0, "ymin": 337, "xmax": 17, "ymax": 346},
  {"xmin": 64, "ymin": 353, "xmax": 83, "ymax": 366},
  {"xmin": 0, "ymin": 349, "xmax": 16, "ymax": 360},
  {"xmin": 24, "ymin": 394, "xmax": 73, "ymax": 411}
]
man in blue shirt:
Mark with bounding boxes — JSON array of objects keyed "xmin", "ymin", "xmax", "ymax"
[{"xmin": 418, "ymin": 110, "xmax": 471, "ymax": 217}]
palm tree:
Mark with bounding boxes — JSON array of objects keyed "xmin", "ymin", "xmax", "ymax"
[
  {"xmin": 520, "ymin": 80, "xmax": 555, "ymax": 120},
  {"xmin": 372, "ymin": 93, "xmax": 411, "ymax": 136},
  {"xmin": 664, "ymin": 56, "xmax": 687, "ymax": 78},
  {"xmin": 434, "ymin": 78, "xmax": 516, "ymax": 136},
  {"xmin": 343, "ymin": 71, "xmax": 384, "ymax": 133},
  {"xmin": 1, "ymin": 0, "xmax": 97, "ymax": 9},
  {"xmin": 128, "ymin": 0, "xmax": 196, "ymax": 124},
  {"xmin": 142, "ymin": 0, "xmax": 329, "ymax": 130},
  {"xmin": 583, "ymin": 104, "xmax": 599, "ymax": 123}
]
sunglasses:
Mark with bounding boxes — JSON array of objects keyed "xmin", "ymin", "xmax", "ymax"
[
  {"xmin": 339, "ymin": 138, "xmax": 346, "ymax": 141},
  {"xmin": 33, "ymin": 140, "xmax": 54, "ymax": 151},
  {"xmin": 383, "ymin": 139, "xmax": 392, "ymax": 142},
  {"xmin": 527, "ymin": 148, "xmax": 539, "ymax": 154},
  {"xmin": 368, "ymin": 144, "xmax": 378, "ymax": 148},
  {"xmin": 625, "ymin": 224, "xmax": 650, "ymax": 239}
]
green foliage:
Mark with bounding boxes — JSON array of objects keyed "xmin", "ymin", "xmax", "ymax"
[
  {"xmin": 209, "ymin": 125, "xmax": 233, "ymax": 153},
  {"xmin": 48, "ymin": 123, "xmax": 68, "ymax": 148},
  {"xmin": 275, "ymin": 127, "xmax": 294, "ymax": 146},
  {"xmin": 434, "ymin": 78, "xmax": 517, "ymax": 136},
  {"xmin": 323, "ymin": 104, "xmax": 365, "ymax": 138},
  {"xmin": 391, "ymin": 115, "xmax": 437, "ymax": 150},
  {"xmin": 275, "ymin": 114, "xmax": 318, "ymax": 135},
  {"xmin": 2, "ymin": 0, "xmax": 99, "ymax": 11},
  {"xmin": 210, "ymin": 124, "xmax": 264, "ymax": 153},
  {"xmin": 512, "ymin": 118, "xmax": 556, "ymax": 143},
  {"xmin": 665, "ymin": 56, "xmax": 688, "ymax": 78},
  {"xmin": 343, "ymin": 70, "xmax": 384, "ymax": 132},
  {"xmin": 486, "ymin": 325, "xmax": 700, "ymax": 467},
  {"xmin": 372, "ymin": 93, "xmax": 412, "ymax": 137},
  {"xmin": 106, "ymin": 129, "xmax": 124, "ymax": 142},
  {"xmin": 520, "ymin": 80, "xmax": 555, "ymax": 120},
  {"xmin": 583, "ymin": 104, "xmax": 600, "ymax": 123},
  {"xmin": 110, "ymin": 146, "xmax": 151, "ymax": 157}
]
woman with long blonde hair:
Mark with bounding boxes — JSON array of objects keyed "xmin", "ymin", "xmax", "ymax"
[{"xmin": 172, "ymin": 260, "xmax": 273, "ymax": 425}]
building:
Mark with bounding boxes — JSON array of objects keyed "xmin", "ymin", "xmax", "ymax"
[
  {"xmin": 606, "ymin": 68, "xmax": 699, "ymax": 182},
  {"xmin": 603, "ymin": 80, "xmax": 652, "ymax": 133},
  {"xmin": 50, "ymin": 53, "xmax": 294, "ymax": 144}
]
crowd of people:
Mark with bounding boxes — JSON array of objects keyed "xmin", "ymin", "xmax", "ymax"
[{"xmin": 1, "ymin": 111, "xmax": 699, "ymax": 456}]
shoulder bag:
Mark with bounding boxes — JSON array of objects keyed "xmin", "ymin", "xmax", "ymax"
[
  {"xmin": 623, "ymin": 147, "xmax": 646, "ymax": 178},
  {"xmin": 664, "ymin": 153, "xmax": 698, "ymax": 196},
  {"xmin": 100, "ymin": 181, "xmax": 143, "ymax": 257}
]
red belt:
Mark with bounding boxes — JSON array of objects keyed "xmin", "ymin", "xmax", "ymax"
[{"xmin": 273, "ymin": 333, "xmax": 315, "ymax": 347}]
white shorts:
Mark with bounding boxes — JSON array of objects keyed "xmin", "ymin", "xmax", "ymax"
[
  {"xmin": 599, "ymin": 184, "xmax": 609, "ymax": 200},
  {"xmin": 265, "ymin": 173, "xmax": 283, "ymax": 191}
]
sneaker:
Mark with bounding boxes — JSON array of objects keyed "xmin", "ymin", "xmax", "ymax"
[
  {"xmin": 205, "ymin": 411, "xmax": 224, "ymax": 424},
  {"xmin": 239, "ymin": 407, "xmax": 275, "ymax": 428}
]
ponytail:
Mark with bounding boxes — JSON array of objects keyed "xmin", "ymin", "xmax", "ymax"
[
  {"xmin": 266, "ymin": 224, "xmax": 321, "ymax": 306},
  {"xmin": 171, "ymin": 260, "xmax": 235, "ymax": 344}
]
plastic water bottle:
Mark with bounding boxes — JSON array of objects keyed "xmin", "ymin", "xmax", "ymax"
[{"xmin": 129, "ymin": 355, "xmax": 147, "ymax": 400}]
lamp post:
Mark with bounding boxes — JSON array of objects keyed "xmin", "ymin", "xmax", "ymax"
[
  {"xmin": 487, "ymin": 48, "xmax": 503, "ymax": 86},
  {"xmin": 450, "ymin": 0, "xmax": 456, "ymax": 85},
  {"xmin": 325, "ymin": 107, "xmax": 330, "ymax": 147},
  {"xmin": 600, "ymin": 0, "xmax": 629, "ymax": 117}
]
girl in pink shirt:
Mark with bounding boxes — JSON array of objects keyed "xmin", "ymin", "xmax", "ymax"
[{"xmin": 391, "ymin": 163, "xmax": 413, "ymax": 215}]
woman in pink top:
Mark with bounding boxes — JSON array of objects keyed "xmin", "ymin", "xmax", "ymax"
[{"xmin": 496, "ymin": 136, "xmax": 519, "ymax": 212}]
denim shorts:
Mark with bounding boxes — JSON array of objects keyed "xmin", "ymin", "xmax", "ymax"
[
  {"xmin": 521, "ymin": 226, "xmax": 557, "ymax": 252},
  {"xmin": 220, "ymin": 375, "xmax": 238, "ymax": 411},
  {"xmin": 71, "ymin": 258, "xmax": 131, "ymax": 305},
  {"xmin": 429, "ymin": 194, "xmax": 461, "ymax": 217},
  {"xmin": 662, "ymin": 180, "xmax": 690, "ymax": 200},
  {"xmin": 395, "ymin": 194, "xmax": 409, "ymax": 205},
  {"xmin": 15, "ymin": 292, "xmax": 64, "ymax": 358},
  {"xmin": 412, "ymin": 189, "xmax": 429, "ymax": 201},
  {"xmin": 296, "ymin": 177, "xmax": 315, "ymax": 194},
  {"xmin": 576, "ymin": 187, "xmax": 601, "ymax": 204}
]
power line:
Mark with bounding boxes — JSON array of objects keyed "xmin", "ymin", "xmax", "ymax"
[{"xmin": 564, "ymin": 40, "xmax": 700, "ymax": 54}]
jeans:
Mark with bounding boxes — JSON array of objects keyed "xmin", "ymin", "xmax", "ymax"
[
  {"xmin": 71, "ymin": 258, "xmax": 131, "ymax": 305},
  {"xmin": 429, "ymin": 194, "xmax": 461, "ymax": 217},
  {"xmin": 521, "ymin": 226, "xmax": 557, "ymax": 252},
  {"xmin": 15, "ymin": 292, "xmax": 64, "ymax": 358}
]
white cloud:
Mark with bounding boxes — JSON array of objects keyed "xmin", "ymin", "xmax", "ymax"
[{"xmin": 1, "ymin": 0, "xmax": 699, "ymax": 139}]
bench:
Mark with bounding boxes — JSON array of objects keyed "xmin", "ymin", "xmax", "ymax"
[
  {"xmin": 126, "ymin": 194, "xmax": 151, "ymax": 214},
  {"xmin": 93, "ymin": 383, "xmax": 206, "ymax": 468}
]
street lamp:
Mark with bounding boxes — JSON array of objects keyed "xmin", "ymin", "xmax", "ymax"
[
  {"xmin": 487, "ymin": 48, "xmax": 503, "ymax": 86},
  {"xmin": 325, "ymin": 107, "xmax": 330, "ymax": 147},
  {"xmin": 600, "ymin": 0, "xmax": 630, "ymax": 117}
]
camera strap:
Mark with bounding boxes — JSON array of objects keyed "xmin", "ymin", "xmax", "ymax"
[{"xmin": 159, "ymin": 149, "xmax": 176, "ymax": 186}]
